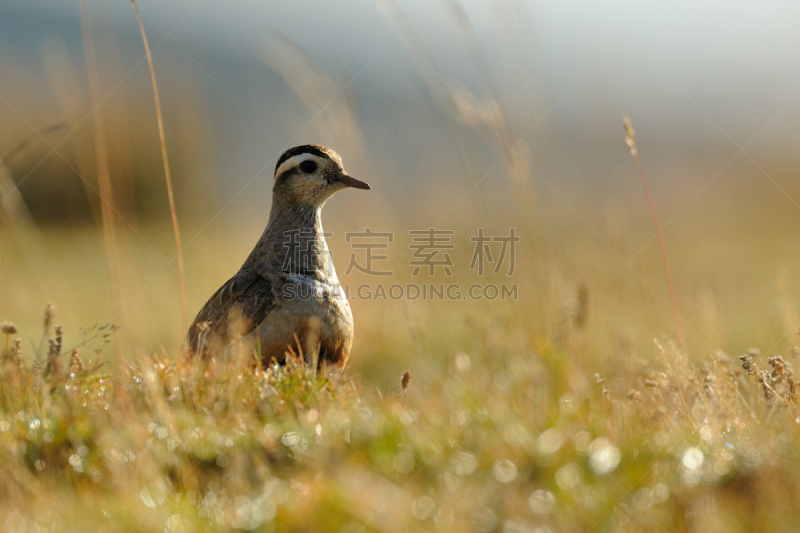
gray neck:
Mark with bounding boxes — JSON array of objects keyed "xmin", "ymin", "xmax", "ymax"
[{"xmin": 246, "ymin": 194, "xmax": 333, "ymax": 279}]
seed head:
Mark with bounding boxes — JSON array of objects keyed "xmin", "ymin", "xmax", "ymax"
[
  {"xmin": 44, "ymin": 302, "xmax": 55, "ymax": 329},
  {"xmin": 623, "ymin": 117, "xmax": 638, "ymax": 156},
  {"xmin": 2, "ymin": 321, "xmax": 17, "ymax": 335},
  {"xmin": 401, "ymin": 371, "xmax": 411, "ymax": 390},
  {"xmin": 69, "ymin": 348, "xmax": 83, "ymax": 376}
]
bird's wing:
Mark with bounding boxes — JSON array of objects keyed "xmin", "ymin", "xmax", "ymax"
[{"xmin": 188, "ymin": 268, "xmax": 276, "ymax": 354}]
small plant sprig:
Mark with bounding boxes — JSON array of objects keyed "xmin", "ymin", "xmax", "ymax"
[
  {"xmin": 740, "ymin": 348, "xmax": 798, "ymax": 407},
  {"xmin": 2, "ymin": 321, "xmax": 16, "ymax": 353}
]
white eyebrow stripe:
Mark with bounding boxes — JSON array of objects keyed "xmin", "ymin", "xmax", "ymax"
[{"xmin": 274, "ymin": 154, "xmax": 323, "ymax": 180}]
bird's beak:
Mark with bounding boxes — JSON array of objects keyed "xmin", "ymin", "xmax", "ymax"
[{"xmin": 338, "ymin": 173, "xmax": 370, "ymax": 190}]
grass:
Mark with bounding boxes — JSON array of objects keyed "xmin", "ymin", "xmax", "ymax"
[
  {"xmin": 131, "ymin": 0, "xmax": 188, "ymax": 341},
  {"xmin": 624, "ymin": 117, "xmax": 684, "ymax": 354},
  {"xmin": 0, "ymin": 304, "xmax": 799, "ymax": 532}
]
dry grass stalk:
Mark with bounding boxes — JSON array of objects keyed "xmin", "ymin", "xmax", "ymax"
[
  {"xmin": 130, "ymin": 0, "xmax": 188, "ymax": 340},
  {"xmin": 46, "ymin": 325, "xmax": 63, "ymax": 380},
  {"xmin": 79, "ymin": 1, "xmax": 125, "ymax": 357},
  {"xmin": 623, "ymin": 117, "xmax": 685, "ymax": 354},
  {"xmin": 373, "ymin": 0, "xmax": 491, "ymax": 219},
  {"xmin": 37, "ymin": 302, "xmax": 55, "ymax": 359},
  {"xmin": 1, "ymin": 322, "xmax": 15, "ymax": 354}
]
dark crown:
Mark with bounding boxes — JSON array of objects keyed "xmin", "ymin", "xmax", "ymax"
[{"xmin": 274, "ymin": 145, "xmax": 334, "ymax": 176}]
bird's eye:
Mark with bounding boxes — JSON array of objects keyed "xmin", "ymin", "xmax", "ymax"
[{"xmin": 299, "ymin": 161, "xmax": 317, "ymax": 174}]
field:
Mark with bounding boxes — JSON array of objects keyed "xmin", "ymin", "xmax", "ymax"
[
  {"xmin": 3, "ymin": 1, "xmax": 800, "ymax": 532},
  {"xmin": 1, "ymin": 268, "xmax": 800, "ymax": 533},
  {"xmin": 3, "ymin": 193, "xmax": 800, "ymax": 532}
]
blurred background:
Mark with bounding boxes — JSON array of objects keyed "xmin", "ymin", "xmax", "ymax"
[{"xmin": 1, "ymin": 0, "xmax": 799, "ymax": 388}]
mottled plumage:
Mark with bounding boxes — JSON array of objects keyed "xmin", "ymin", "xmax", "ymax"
[{"xmin": 188, "ymin": 145, "xmax": 369, "ymax": 367}]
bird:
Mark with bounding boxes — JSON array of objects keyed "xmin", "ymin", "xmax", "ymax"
[{"xmin": 187, "ymin": 144, "xmax": 370, "ymax": 368}]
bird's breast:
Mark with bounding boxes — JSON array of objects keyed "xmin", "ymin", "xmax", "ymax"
[{"xmin": 257, "ymin": 274, "xmax": 353, "ymax": 366}]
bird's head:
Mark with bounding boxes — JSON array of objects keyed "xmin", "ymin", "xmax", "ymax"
[{"xmin": 273, "ymin": 145, "xmax": 369, "ymax": 206}]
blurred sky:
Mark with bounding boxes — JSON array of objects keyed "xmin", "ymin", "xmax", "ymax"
[{"xmin": 1, "ymin": 0, "xmax": 800, "ymax": 221}]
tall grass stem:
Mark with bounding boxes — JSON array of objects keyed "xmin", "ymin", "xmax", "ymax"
[
  {"xmin": 80, "ymin": 0, "xmax": 125, "ymax": 358},
  {"xmin": 131, "ymin": 0, "xmax": 188, "ymax": 341},
  {"xmin": 624, "ymin": 117, "xmax": 685, "ymax": 354}
]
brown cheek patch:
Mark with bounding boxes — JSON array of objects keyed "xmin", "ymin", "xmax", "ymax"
[{"xmin": 275, "ymin": 166, "xmax": 298, "ymax": 185}]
